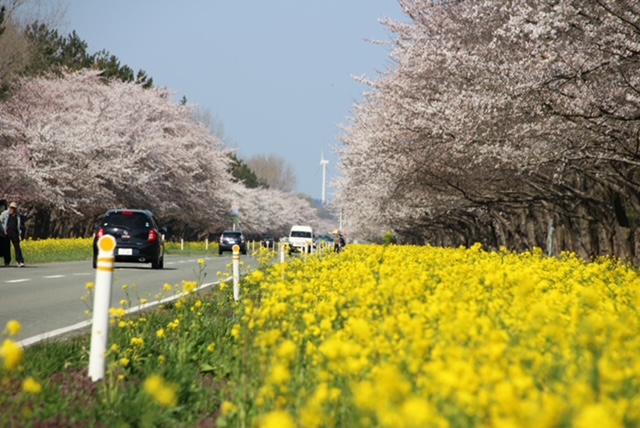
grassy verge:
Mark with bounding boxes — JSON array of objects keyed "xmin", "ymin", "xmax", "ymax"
[
  {"xmin": 1, "ymin": 248, "xmax": 272, "ymax": 427},
  {"xmin": 5, "ymin": 283, "xmax": 239, "ymax": 427}
]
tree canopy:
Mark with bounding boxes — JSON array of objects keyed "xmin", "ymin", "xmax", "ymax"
[
  {"xmin": 0, "ymin": 70, "xmax": 325, "ymax": 238},
  {"xmin": 336, "ymin": 0, "xmax": 640, "ymax": 261}
]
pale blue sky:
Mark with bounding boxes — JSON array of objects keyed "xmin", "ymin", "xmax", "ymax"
[{"xmin": 62, "ymin": 1, "xmax": 405, "ymax": 201}]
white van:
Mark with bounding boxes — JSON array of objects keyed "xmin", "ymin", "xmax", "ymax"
[{"xmin": 289, "ymin": 225, "xmax": 314, "ymax": 253}]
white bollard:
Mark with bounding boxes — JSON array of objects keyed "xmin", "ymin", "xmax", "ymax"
[
  {"xmin": 89, "ymin": 235, "xmax": 116, "ymax": 382},
  {"xmin": 181, "ymin": 238, "xmax": 184, "ymax": 251},
  {"xmin": 232, "ymin": 244, "xmax": 240, "ymax": 301},
  {"xmin": 280, "ymin": 242, "xmax": 285, "ymax": 263},
  {"xmin": 205, "ymin": 238, "xmax": 209, "ymax": 250}
]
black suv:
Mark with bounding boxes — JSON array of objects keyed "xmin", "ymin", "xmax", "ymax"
[
  {"xmin": 219, "ymin": 230, "xmax": 247, "ymax": 255},
  {"xmin": 92, "ymin": 209, "xmax": 167, "ymax": 269}
]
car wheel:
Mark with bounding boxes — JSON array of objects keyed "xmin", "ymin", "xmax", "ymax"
[{"xmin": 152, "ymin": 256, "xmax": 163, "ymax": 269}]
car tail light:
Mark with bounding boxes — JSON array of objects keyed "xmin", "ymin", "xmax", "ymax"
[
  {"xmin": 96, "ymin": 227, "xmax": 105, "ymax": 240},
  {"xmin": 148, "ymin": 229, "xmax": 158, "ymax": 243},
  {"xmin": 122, "ymin": 211, "xmax": 134, "ymax": 216}
]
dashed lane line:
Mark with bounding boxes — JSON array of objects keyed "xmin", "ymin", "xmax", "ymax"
[{"xmin": 4, "ymin": 273, "xmax": 91, "ymax": 283}]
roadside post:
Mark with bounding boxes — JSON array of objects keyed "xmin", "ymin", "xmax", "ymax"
[
  {"xmin": 280, "ymin": 242, "xmax": 286, "ymax": 263},
  {"xmin": 232, "ymin": 244, "xmax": 240, "ymax": 301},
  {"xmin": 89, "ymin": 235, "xmax": 116, "ymax": 382}
]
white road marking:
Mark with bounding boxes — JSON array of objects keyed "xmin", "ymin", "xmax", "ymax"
[
  {"xmin": 19, "ymin": 279, "xmax": 227, "ymax": 348},
  {"xmin": 43, "ymin": 275, "xmax": 65, "ymax": 278},
  {"xmin": 7, "ymin": 279, "xmax": 30, "ymax": 283}
]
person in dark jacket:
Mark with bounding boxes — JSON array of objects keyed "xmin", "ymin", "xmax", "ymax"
[
  {"xmin": 0, "ymin": 202, "xmax": 26, "ymax": 267},
  {"xmin": 0, "ymin": 199, "xmax": 7, "ymax": 264},
  {"xmin": 333, "ymin": 231, "xmax": 346, "ymax": 253}
]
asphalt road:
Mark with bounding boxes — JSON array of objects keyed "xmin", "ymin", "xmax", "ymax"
[{"xmin": 0, "ymin": 253, "xmax": 256, "ymax": 346}]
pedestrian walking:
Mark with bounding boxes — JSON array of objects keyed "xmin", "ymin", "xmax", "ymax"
[{"xmin": 0, "ymin": 202, "xmax": 26, "ymax": 267}]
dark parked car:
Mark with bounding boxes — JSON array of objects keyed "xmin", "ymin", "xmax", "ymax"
[
  {"xmin": 314, "ymin": 234, "xmax": 333, "ymax": 248},
  {"xmin": 261, "ymin": 236, "xmax": 275, "ymax": 249},
  {"xmin": 219, "ymin": 230, "xmax": 247, "ymax": 255},
  {"xmin": 93, "ymin": 209, "xmax": 167, "ymax": 269}
]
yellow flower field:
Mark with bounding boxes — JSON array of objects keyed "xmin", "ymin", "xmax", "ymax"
[
  {"xmin": 4, "ymin": 241, "xmax": 640, "ymax": 426},
  {"xmin": 21, "ymin": 237, "xmax": 93, "ymax": 263},
  {"xmin": 230, "ymin": 244, "xmax": 640, "ymax": 428}
]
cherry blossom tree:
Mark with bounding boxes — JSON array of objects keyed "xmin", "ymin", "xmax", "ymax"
[
  {"xmin": 0, "ymin": 69, "xmax": 233, "ymax": 237},
  {"xmin": 0, "ymin": 69, "xmax": 328, "ymax": 238},
  {"xmin": 225, "ymin": 183, "xmax": 329, "ymax": 239},
  {"xmin": 336, "ymin": 0, "xmax": 640, "ymax": 259}
]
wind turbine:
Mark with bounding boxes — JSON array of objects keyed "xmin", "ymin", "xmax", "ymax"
[{"xmin": 320, "ymin": 152, "xmax": 329, "ymax": 205}]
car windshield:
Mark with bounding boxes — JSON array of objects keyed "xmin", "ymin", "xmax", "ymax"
[
  {"xmin": 291, "ymin": 231, "xmax": 312, "ymax": 238},
  {"xmin": 223, "ymin": 232, "xmax": 242, "ymax": 238},
  {"xmin": 104, "ymin": 213, "xmax": 150, "ymax": 229}
]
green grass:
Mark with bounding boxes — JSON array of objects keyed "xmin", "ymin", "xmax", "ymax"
[{"xmin": 4, "ymin": 293, "xmax": 238, "ymax": 426}]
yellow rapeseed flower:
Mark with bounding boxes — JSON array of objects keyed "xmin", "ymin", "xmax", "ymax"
[
  {"xmin": 156, "ymin": 328, "xmax": 166, "ymax": 338},
  {"xmin": 268, "ymin": 363, "xmax": 291, "ymax": 385},
  {"xmin": 4, "ymin": 320, "xmax": 22, "ymax": 337},
  {"xmin": 221, "ymin": 400, "xmax": 238, "ymax": 416},
  {"xmin": 22, "ymin": 377, "xmax": 42, "ymax": 394},
  {"xmin": 143, "ymin": 374, "xmax": 178, "ymax": 408},
  {"xmin": 109, "ymin": 307, "xmax": 126, "ymax": 318},
  {"xmin": 231, "ymin": 324, "xmax": 241, "ymax": 338},
  {"xmin": 85, "ymin": 282, "xmax": 95, "ymax": 290},
  {"xmin": 574, "ymin": 403, "xmax": 622, "ymax": 428},
  {"xmin": 0, "ymin": 339, "xmax": 24, "ymax": 370},
  {"xmin": 259, "ymin": 410, "xmax": 295, "ymax": 428},
  {"xmin": 276, "ymin": 340, "xmax": 297, "ymax": 361},
  {"xmin": 182, "ymin": 280, "xmax": 198, "ymax": 294}
]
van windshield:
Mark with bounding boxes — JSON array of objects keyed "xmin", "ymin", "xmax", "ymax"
[{"xmin": 291, "ymin": 231, "xmax": 312, "ymax": 238}]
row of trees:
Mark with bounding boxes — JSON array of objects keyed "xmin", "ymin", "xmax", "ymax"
[
  {"xmin": 336, "ymin": 0, "xmax": 640, "ymax": 261},
  {"xmin": 0, "ymin": 1, "xmax": 329, "ymax": 240}
]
